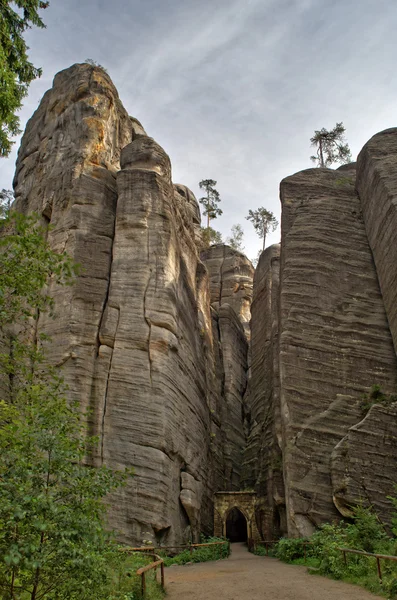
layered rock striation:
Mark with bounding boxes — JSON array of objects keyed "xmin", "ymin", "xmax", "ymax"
[
  {"xmin": 244, "ymin": 163, "xmax": 397, "ymax": 538},
  {"xmin": 11, "ymin": 62, "xmax": 397, "ymax": 543},
  {"xmin": 12, "ymin": 64, "xmax": 251, "ymax": 545}
]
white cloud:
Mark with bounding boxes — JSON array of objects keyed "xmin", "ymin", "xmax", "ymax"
[{"xmin": 1, "ymin": 0, "xmax": 397, "ymax": 260}]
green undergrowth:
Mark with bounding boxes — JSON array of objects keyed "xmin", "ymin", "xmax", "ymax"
[
  {"xmin": 254, "ymin": 505, "xmax": 397, "ymax": 599},
  {"xmin": 160, "ymin": 536, "xmax": 229, "ymax": 566},
  {"xmin": 104, "ymin": 550, "xmax": 164, "ymax": 600}
]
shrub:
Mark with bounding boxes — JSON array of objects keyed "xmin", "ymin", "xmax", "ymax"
[
  {"xmin": 276, "ymin": 537, "xmax": 310, "ymax": 562},
  {"xmin": 162, "ymin": 537, "xmax": 228, "ymax": 566}
]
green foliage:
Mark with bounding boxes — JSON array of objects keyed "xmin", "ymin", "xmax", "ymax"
[
  {"xmin": 0, "ymin": 212, "xmax": 76, "ymax": 326},
  {"xmin": 269, "ymin": 505, "xmax": 397, "ymax": 598},
  {"xmin": 162, "ymin": 538, "xmax": 228, "ymax": 566},
  {"xmin": 227, "ymin": 224, "xmax": 244, "ymax": 252},
  {"xmin": 310, "ymin": 122, "xmax": 352, "ymax": 168},
  {"xmin": 361, "ymin": 384, "xmax": 397, "ymax": 414},
  {"xmin": 200, "ymin": 226, "xmax": 223, "ymax": 248},
  {"xmin": 253, "ymin": 544, "xmax": 277, "ymax": 557},
  {"xmin": 0, "ymin": 212, "xmax": 133, "ymax": 599},
  {"xmin": 103, "ymin": 551, "xmax": 164, "ymax": 600},
  {"xmin": 276, "ymin": 537, "xmax": 311, "ymax": 562},
  {"xmin": 0, "ymin": 0, "xmax": 49, "ymax": 157},
  {"xmin": 246, "ymin": 207, "xmax": 278, "ymax": 251},
  {"xmin": 85, "ymin": 58, "xmax": 108, "ymax": 72},
  {"xmin": 198, "ymin": 179, "xmax": 222, "ymax": 230},
  {"xmin": 0, "ymin": 189, "xmax": 13, "ymax": 218}
]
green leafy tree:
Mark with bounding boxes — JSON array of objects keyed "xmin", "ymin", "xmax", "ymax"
[
  {"xmin": 200, "ymin": 226, "xmax": 222, "ymax": 249},
  {"xmin": 0, "ymin": 189, "xmax": 13, "ymax": 218},
  {"xmin": 0, "ymin": 212, "xmax": 130, "ymax": 599},
  {"xmin": 246, "ymin": 207, "xmax": 278, "ymax": 250},
  {"xmin": 198, "ymin": 179, "xmax": 222, "ymax": 230},
  {"xmin": 227, "ymin": 224, "xmax": 244, "ymax": 252},
  {"xmin": 310, "ymin": 122, "xmax": 352, "ymax": 168},
  {"xmin": 0, "ymin": 0, "xmax": 49, "ymax": 157}
]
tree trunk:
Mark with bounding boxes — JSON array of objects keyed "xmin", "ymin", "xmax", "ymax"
[{"xmin": 319, "ymin": 139, "xmax": 325, "ymax": 168}]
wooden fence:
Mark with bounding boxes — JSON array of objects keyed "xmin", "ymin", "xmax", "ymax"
[{"xmin": 121, "ymin": 540, "xmax": 230, "ymax": 597}]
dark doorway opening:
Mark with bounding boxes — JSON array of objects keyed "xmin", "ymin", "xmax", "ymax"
[{"xmin": 226, "ymin": 507, "xmax": 247, "ymax": 542}]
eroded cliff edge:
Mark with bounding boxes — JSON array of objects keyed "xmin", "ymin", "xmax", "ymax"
[
  {"xmin": 244, "ymin": 157, "xmax": 397, "ymax": 537},
  {"xmin": 13, "ymin": 64, "xmax": 253, "ymax": 545}
]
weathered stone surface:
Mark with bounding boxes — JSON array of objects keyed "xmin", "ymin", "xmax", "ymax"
[
  {"xmin": 201, "ymin": 245, "xmax": 254, "ymax": 338},
  {"xmin": 242, "ymin": 244, "xmax": 286, "ymax": 538},
  {"xmin": 356, "ymin": 129, "xmax": 397, "ymax": 354},
  {"xmin": 12, "ymin": 63, "xmax": 229, "ymax": 546},
  {"xmin": 331, "ymin": 402, "xmax": 397, "ymax": 526},
  {"xmin": 215, "ymin": 304, "xmax": 248, "ymax": 490},
  {"xmin": 279, "ymin": 167, "xmax": 397, "ymax": 537},
  {"xmin": 97, "ymin": 135, "xmax": 223, "ymax": 545},
  {"xmin": 13, "ymin": 63, "xmax": 134, "ymax": 417}
]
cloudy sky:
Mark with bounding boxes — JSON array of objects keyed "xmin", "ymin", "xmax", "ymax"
[{"xmin": 1, "ymin": 0, "xmax": 397, "ymax": 260}]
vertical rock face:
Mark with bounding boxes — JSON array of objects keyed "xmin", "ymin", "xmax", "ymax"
[
  {"xmin": 13, "ymin": 64, "xmax": 397, "ymax": 543},
  {"xmin": 13, "ymin": 63, "xmax": 134, "ymax": 417},
  {"xmin": 356, "ymin": 129, "xmax": 397, "ymax": 353},
  {"xmin": 97, "ymin": 135, "xmax": 222, "ymax": 544},
  {"xmin": 278, "ymin": 167, "xmax": 397, "ymax": 537},
  {"xmin": 12, "ymin": 63, "xmax": 253, "ymax": 546},
  {"xmin": 201, "ymin": 246, "xmax": 254, "ymax": 491},
  {"xmin": 201, "ymin": 245, "xmax": 254, "ymax": 337},
  {"xmin": 242, "ymin": 244, "xmax": 286, "ymax": 538},
  {"xmin": 331, "ymin": 402, "xmax": 397, "ymax": 526}
]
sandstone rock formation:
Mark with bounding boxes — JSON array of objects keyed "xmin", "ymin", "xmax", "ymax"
[
  {"xmin": 11, "ymin": 62, "xmax": 397, "ymax": 544},
  {"xmin": 201, "ymin": 245, "xmax": 254, "ymax": 338},
  {"xmin": 242, "ymin": 244, "xmax": 286, "ymax": 538},
  {"xmin": 331, "ymin": 401, "xmax": 397, "ymax": 526},
  {"xmin": 12, "ymin": 63, "xmax": 250, "ymax": 546},
  {"xmin": 278, "ymin": 166, "xmax": 397, "ymax": 536},
  {"xmin": 242, "ymin": 164, "xmax": 397, "ymax": 539},
  {"xmin": 356, "ymin": 129, "xmax": 397, "ymax": 352}
]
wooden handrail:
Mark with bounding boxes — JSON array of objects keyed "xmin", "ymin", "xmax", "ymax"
[
  {"xmin": 119, "ymin": 550, "xmax": 165, "ymax": 598},
  {"xmin": 338, "ymin": 547, "xmax": 397, "ymax": 583},
  {"xmin": 121, "ymin": 540, "xmax": 229, "ymax": 597},
  {"xmin": 136, "ymin": 559, "xmax": 164, "ymax": 575}
]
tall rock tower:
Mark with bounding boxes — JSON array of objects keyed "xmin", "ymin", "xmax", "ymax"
[{"xmin": 13, "ymin": 64, "xmax": 253, "ymax": 545}]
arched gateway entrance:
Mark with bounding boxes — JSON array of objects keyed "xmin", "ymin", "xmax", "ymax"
[
  {"xmin": 213, "ymin": 491, "xmax": 261, "ymax": 546},
  {"xmin": 226, "ymin": 507, "xmax": 248, "ymax": 542}
]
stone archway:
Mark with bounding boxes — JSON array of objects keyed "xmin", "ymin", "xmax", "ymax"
[{"xmin": 213, "ymin": 491, "xmax": 261, "ymax": 545}]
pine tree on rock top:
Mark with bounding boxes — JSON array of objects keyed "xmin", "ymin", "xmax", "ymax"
[
  {"xmin": 310, "ymin": 122, "xmax": 352, "ymax": 168},
  {"xmin": 227, "ymin": 224, "xmax": 244, "ymax": 252},
  {"xmin": 246, "ymin": 207, "xmax": 278, "ymax": 251},
  {"xmin": 199, "ymin": 179, "xmax": 222, "ymax": 230}
]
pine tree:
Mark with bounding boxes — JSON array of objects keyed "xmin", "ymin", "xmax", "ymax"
[
  {"xmin": 227, "ymin": 224, "xmax": 244, "ymax": 251},
  {"xmin": 246, "ymin": 207, "xmax": 278, "ymax": 250},
  {"xmin": 198, "ymin": 179, "xmax": 222, "ymax": 230},
  {"xmin": 310, "ymin": 122, "xmax": 352, "ymax": 168}
]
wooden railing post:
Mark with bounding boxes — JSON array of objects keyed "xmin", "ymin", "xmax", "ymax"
[
  {"xmin": 376, "ymin": 557, "xmax": 382, "ymax": 583},
  {"xmin": 141, "ymin": 572, "xmax": 146, "ymax": 598},
  {"xmin": 160, "ymin": 562, "xmax": 165, "ymax": 589}
]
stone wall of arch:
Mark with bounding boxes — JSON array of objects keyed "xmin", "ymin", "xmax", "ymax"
[{"xmin": 213, "ymin": 492, "xmax": 262, "ymax": 542}]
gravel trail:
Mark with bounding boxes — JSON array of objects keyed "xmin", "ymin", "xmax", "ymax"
[{"xmin": 165, "ymin": 542, "xmax": 384, "ymax": 600}]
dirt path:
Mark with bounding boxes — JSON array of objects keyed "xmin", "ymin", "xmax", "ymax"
[{"xmin": 165, "ymin": 543, "xmax": 384, "ymax": 600}]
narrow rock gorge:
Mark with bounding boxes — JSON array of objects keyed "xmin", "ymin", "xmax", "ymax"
[{"xmin": 10, "ymin": 63, "xmax": 397, "ymax": 543}]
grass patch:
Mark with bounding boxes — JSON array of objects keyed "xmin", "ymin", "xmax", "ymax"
[{"xmin": 105, "ymin": 550, "xmax": 164, "ymax": 600}]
